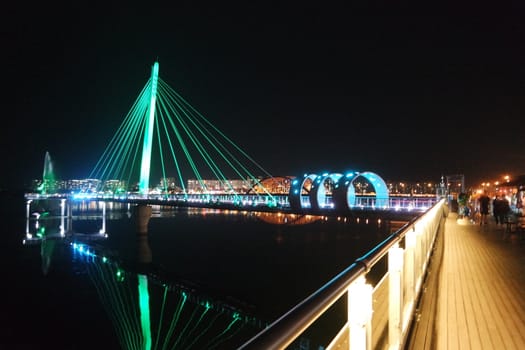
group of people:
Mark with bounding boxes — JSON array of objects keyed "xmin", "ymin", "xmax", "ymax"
[{"xmin": 477, "ymin": 191, "xmax": 510, "ymax": 226}]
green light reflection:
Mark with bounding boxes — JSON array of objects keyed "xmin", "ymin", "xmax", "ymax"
[{"xmin": 73, "ymin": 242, "xmax": 266, "ymax": 349}]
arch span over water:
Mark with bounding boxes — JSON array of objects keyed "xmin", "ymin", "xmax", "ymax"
[
  {"xmin": 288, "ymin": 170, "xmax": 389, "ymax": 211},
  {"xmin": 289, "ymin": 174, "xmax": 318, "ymax": 210},
  {"xmin": 309, "ymin": 173, "xmax": 343, "ymax": 210}
]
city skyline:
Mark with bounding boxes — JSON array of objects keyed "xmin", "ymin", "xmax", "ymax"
[
  {"xmin": 4, "ymin": 2, "xmax": 525, "ymax": 190},
  {"xmin": 28, "ymin": 174, "xmax": 445, "ymax": 195}
]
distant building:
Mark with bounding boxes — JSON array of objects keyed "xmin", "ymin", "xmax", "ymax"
[{"xmin": 186, "ymin": 179, "xmax": 254, "ymax": 194}]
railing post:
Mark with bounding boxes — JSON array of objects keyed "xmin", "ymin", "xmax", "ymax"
[
  {"xmin": 26, "ymin": 199, "xmax": 32, "ymax": 216},
  {"xmin": 388, "ymin": 244, "xmax": 404, "ymax": 349},
  {"xmin": 405, "ymin": 230, "xmax": 416, "ymax": 310},
  {"xmin": 25, "ymin": 199, "xmax": 32, "ymax": 235},
  {"xmin": 416, "ymin": 223, "xmax": 425, "ymax": 290},
  {"xmin": 348, "ymin": 276, "xmax": 373, "ymax": 350},
  {"xmin": 100, "ymin": 201, "xmax": 106, "ymax": 234},
  {"xmin": 68, "ymin": 200, "xmax": 73, "ymax": 218},
  {"xmin": 60, "ymin": 199, "xmax": 66, "ymax": 236}
]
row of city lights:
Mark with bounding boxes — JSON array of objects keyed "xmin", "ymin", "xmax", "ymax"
[
  {"xmin": 480, "ymin": 175, "xmax": 511, "ymax": 188},
  {"xmin": 475, "ymin": 175, "xmax": 514, "ymax": 196}
]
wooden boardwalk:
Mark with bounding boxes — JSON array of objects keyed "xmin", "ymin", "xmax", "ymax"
[{"xmin": 407, "ymin": 212, "xmax": 525, "ymax": 350}]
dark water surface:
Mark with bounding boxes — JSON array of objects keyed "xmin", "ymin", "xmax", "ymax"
[{"xmin": 2, "ymin": 192, "xmax": 403, "ymax": 349}]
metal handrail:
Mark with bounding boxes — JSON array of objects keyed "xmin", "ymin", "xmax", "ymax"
[{"xmin": 239, "ymin": 199, "xmax": 446, "ymax": 349}]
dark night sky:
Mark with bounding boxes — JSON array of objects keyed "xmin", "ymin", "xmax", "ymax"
[{"xmin": 3, "ymin": 1, "xmax": 525, "ymax": 189}]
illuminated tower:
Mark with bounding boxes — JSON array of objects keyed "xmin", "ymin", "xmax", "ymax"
[{"xmin": 139, "ymin": 62, "xmax": 159, "ymax": 195}]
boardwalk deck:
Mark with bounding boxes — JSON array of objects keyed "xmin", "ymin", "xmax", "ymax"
[{"xmin": 407, "ymin": 212, "xmax": 525, "ymax": 350}]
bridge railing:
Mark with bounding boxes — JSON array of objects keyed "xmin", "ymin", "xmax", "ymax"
[
  {"xmin": 353, "ymin": 196, "xmax": 437, "ymax": 211},
  {"xmin": 239, "ymin": 198, "xmax": 447, "ymax": 350},
  {"xmin": 26, "ymin": 192, "xmax": 437, "ymax": 213}
]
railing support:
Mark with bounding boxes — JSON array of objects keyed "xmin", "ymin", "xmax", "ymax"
[
  {"xmin": 25, "ymin": 199, "xmax": 32, "ymax": 235},
  {"xmin": 26, "ymin": 199, "xmax": 32, "ymax": 219},
  {"xmin": 388, "ymin": 244, "xmax": 404, "ymax": 349},
  {"xmin": 99, "ymin": 201, "xmax": 106, "ymax": 234},
  {"xmin": 405, "ymin": 230, "xmax": 416, "ymax": 310},
  {"xmin": 60, "ymin": 198, "xmax": 66, "ymax": 236},
  {"xmin": 348, "ymin": 276, "xmax": 373, "ymax": 350}
]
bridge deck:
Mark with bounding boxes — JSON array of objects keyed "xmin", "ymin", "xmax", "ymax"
[{"xmin": 408, "ymin": 212, "xmax": 525, "ymax": 350}]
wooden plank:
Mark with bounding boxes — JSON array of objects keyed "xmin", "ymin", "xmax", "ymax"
[{"xmin": 406, "ymin": 212, "xmax": 525, "ymax": 350}]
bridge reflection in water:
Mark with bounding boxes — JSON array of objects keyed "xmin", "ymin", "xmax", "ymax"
[
  {"xmin": 71, "ymin": 240, "xmax": 265, "ymax": 349},
  {"xmin": 23, "ymin": 201, "xmax": 269, "ymax": 349}
]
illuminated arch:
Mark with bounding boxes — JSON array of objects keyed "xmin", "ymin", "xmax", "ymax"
[
  {"xmin": 289, "ymin": 170, "xmax": 389, "ymax": 211},
  {"xmin": 288, "ymin": 174, "xmax": 317, "ymax": 210},
  {"xmin": 333, "ymin": 171, "xmax": 389, "ymax": 210},
  {"xmin": 332, "ymin": 171, "xmax": 359, "ymax": 210},
  {"xmin": 309, "ymin": 173, "xmax": 343, "ymax": 210},
  {"xmin": 360, "ymin": 171, "xmax": 389, "ymax": 207}
]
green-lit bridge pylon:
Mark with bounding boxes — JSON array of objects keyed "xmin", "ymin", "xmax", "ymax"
[
  {"xmin": 139, "ymin": 61, "xmax": 159, "ymax": 195},
  {"xmin": 89, "ymin": 60, "xmax": 275, "ymax": 198}
]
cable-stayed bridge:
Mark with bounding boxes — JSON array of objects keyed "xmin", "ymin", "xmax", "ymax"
[
  {"xmin": 29, "ymin": 61, "xmax": 439, "ymax": 216},
  {"xmin": 20, "ymin": 62, "xmax": 452, "ymax": 350}
]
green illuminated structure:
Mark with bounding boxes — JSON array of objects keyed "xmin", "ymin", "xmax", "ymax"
[
  {"xmin": 139, "ymin": 62, "xmax": 159, "ymax": 195},
  {"xmin": 89, "ymin": 61, "xmax": 274, "ymax": 198}
]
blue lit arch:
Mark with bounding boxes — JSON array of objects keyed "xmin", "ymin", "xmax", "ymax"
[
  {"xmin": 309, "ymin": 173, "xmax": 343, "ymax": 210},
  {"xmin": 360, "ymin": 171, "xmax": 389, "ymax": 207},
  {"xmin": 288, "ymin": 170, "xmax": 389, "ymax": 211},
  {"xmin": 288, "ymin": 174, "xmax": 318, "ymax": 210},
  {"xmin": 332, "ymin": 171, "xmax": 359, "ymax": 210},
  {"xmin": 333, "ymin": 171, "xmax": 389, "ymax": 210}
]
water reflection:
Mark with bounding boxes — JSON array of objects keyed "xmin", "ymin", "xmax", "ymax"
[
  {"xmin": 71, "ymin": 227, "xmax": 265, "ymax": 349},
  {"xmin": 22, "ymin": 200, "xmax": 266, "ymax": 349},
  {"xmin": 255, "ymin": 212, "xmax": 322, "ymax": 225},
  {"xmin": 23, "ymin": 200, "xmax": 108, "ymax": 275}
]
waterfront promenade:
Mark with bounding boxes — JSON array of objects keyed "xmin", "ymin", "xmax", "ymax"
[{"xmin": 408, "ymin": 212, "xmax": 525, "ymax": 350}]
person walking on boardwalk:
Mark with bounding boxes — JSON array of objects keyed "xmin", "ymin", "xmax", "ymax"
[
  {"xmin": 493, "ymin": 195, "xmax": 502, "ymax": 225},
  {"xmin": 478, "ymin": 191, "xmax": 490, "ymax": 225}
]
